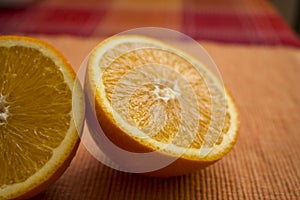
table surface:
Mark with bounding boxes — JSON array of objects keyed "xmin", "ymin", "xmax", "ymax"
[{"xmin": 22, "ymin": 35, "xmax": 300, "ymax": 200}]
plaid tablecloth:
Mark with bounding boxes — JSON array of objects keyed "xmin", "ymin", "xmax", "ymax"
[{"xmin": 0, "ymin": 0, "xmax": 299, "ymax": 46}]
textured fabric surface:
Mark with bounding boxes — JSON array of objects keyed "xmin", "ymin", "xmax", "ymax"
[
  {"xmin": 0, "ymin": 0, "xmax": 299, "ymax": 46},
  {"xmin": 25, "ymin": 35, "xmax": 300, "ymax": 200}
]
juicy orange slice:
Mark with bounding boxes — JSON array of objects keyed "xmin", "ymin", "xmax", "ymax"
[
  {"xmin": 0, "ymin": 36, "xmax": 84, "ymax": 199},
  {"xmin": 86, "ymin": 35, "xmax": 239, "ymax": 176}
]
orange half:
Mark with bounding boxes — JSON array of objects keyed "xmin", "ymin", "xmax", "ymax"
[
  {"xmin": 0, "ymin": 36, "xmax": 84, "ymax": 199},
  {"xmin": 86, "ymin": 35, "xmax": 239, "ymax": 176}
]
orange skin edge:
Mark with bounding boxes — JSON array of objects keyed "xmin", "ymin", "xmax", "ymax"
[{"xmin": 13, "ymin": 140, "xmax": 80, "ymax": 200}]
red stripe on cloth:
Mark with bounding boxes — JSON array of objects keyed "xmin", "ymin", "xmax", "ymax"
[
  {"xmin": 182, "ymin": 11, "xmax": 300, "ymax": 47},
  {"xmin": 0, "ymin": 6, "xmax": 106, "ymax": 36}
]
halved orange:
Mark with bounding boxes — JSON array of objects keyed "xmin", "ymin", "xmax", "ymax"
[
  {"xmin": 86, "ymin": 35, "xmax": 239, "ymax": 176},
  {"xmin": 0, "ymin": 36, "xmax": 84, "ymax": 199}
]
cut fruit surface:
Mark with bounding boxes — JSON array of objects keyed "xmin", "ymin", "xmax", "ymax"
[
  {"xmin": 86, "ymin": 35, "xmax": 239, "ymax": 176},
  {"xmin": 0, "ymin": 36, "xmax": 84, "ymax": 199}
]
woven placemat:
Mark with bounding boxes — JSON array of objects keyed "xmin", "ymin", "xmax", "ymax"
[{"xmin": 30, "ymin": 36, "xmax": 300, "ymax": 199}]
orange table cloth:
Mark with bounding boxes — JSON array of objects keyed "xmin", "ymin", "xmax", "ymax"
[{"xmin": 22, "ymin": 35, "xmax": 300, "ymax": 200}]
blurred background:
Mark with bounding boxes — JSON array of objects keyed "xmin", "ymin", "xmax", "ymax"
[
  {"xmin": 0, "ymin": 0, "xmax": 299, "ymax": 47},
  {"xmin": 271, "ymin": 0, "xmax": 300, "ymax": 34}
]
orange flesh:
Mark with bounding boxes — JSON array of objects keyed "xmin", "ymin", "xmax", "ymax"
[
  {"xmin": 101, "ymin": 47, "xmax": 231, "ymax": 149},
  {"xmin": 0, "ymin": 46, "xmax": 72, "ymax": 186}
]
